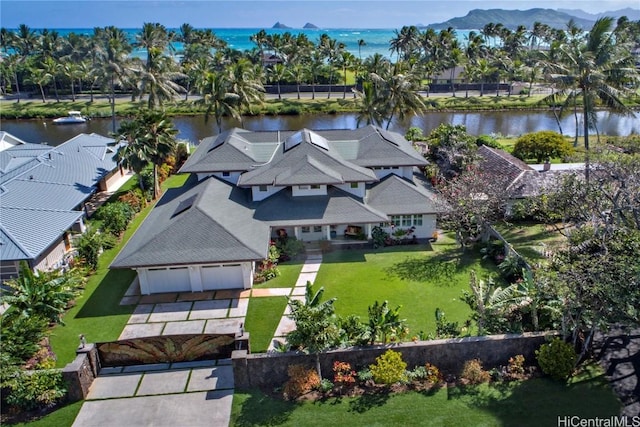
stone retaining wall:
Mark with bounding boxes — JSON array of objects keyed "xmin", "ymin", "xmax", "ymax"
[
  {"xmin": 61, "ymin": 344, "xmax": 100, "ymax": 402},
  {"xmin": 232, "ymin": 332, "xmax": 554, "ymax": 390}
]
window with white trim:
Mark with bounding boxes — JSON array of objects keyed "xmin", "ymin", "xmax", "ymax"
[
  {"xmin": 301, "ymin": 226, "xmax": 310, "ymax": 233},
  {"xmin": 413, "ymin": 215, "xmax": 423, "ymax": 226},
  {"xmin": 350, "ymin": 182, "xmax": 359, "ymax": 189},
  {"xmin": 222, "ymin": 171, "xmax": 230, "ymax": 177},
  {"xmin": 313, "ymin": 225, "xmax": 322, "ymax": 232},
  {"xmin": 258, "ymin": 185, "xmax": 268, "ymax": 192},
  {"xmin": 310, "ymin": 184, "xmax": 320, "ymax": 189},
  {"xmin": 402, "ymin": 215, "xmax": 412, "ymax": 226}
]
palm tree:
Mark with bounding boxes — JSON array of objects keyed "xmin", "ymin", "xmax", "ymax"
[
  {"xmin": 229, "ymin": 58, "xmax": 264, "ymax": 125},
  {"xmin": 196, "ymin": 70, "xmax": 240, "ymax": 133},
  {"xmin": 25, "ymin": 65, "xmax": 51, "ymax": 102},
  {"xmin": 92, "ymin": 26, "xmax": 132, "ymax": 132},
  {"xmin": 357, "ymin": 38, "xmax": 366, "ymax": 62},
  {"xmin": 115, "ymin": 110, "xmax": 178, "ymax": 199},
  {"xmin": 353, "ymin": 80, "xmax": 384, "ymax": 127},
  {"xmin": 267, "ymin": 63, "xmax": 286, "ymax": 100},
  {"xmin": 542, "ymin": 17, "xmax": 640, "ymax": 181},
  {"xmin": 337, "ymin": 51, "xmax": 355, "ymax": 99},
  {"xmin": 370, "ymin": 65, "xmax": 425, "ymax": 129}
]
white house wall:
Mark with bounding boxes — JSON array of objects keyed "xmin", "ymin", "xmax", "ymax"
[
  {"xmin": 252, "ymin": 185, "xmax": 284, "ymax": 201},
  {"xmin": 135, "ymin": 262, "xmax": 254, "ymax": 295},
  {"xmin": 34, "ymin": 239, "xmax": 67, "ymax": 272},
  {"xmin": 335, "ymin": 183, "xmax": 365, "ymax": 198},
  {"xmin": 212, "ymin": 172, "xmax": 241, "ymax": 185},
  {"xmin": 379, "ymin": 214, "xmax": 437, "ymax": 239},
  {"xmin": 291, "ymin": 185, "xmax": 327, "ymax": 197}
]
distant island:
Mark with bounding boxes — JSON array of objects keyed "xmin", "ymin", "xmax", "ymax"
[
  {"xmin": 272, "ymin": 22, "xmax": 291, "ymax": 29},
  {"xmin": 427, "ymin": 8, "xmax": 593, "ymax": 30},
  {"xmin": 303, "ymin": 23, "xmax": 319, "ymax": 29}
]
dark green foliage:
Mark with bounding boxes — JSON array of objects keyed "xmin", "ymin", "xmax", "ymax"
[
  {"xmin": 425, "ymin": 123, "xmax": 478, "ymax": 179},
  {"xmin": 3, "ymin": 262, "xmax": 81, "ymax": 325},
  {"xmin": 0, "ymin": 312, "xmax": 48, "ymax": 365},
  {"xmin": 337, "ymin": 314, "xmax": 371, "ymax": 346},
  {"xmin": 371, "ymin": 226, "xmax": 388, "ymax": 248},
  {"xmin": 512, "ymin": 131, "xmax": 574, "ymax": 163},
  {"xmin": 476, "ymin": 134, "xmax": 501, "ymax": 149},
  {"xmin": 434, "ymin": 308, "xmax": 460, "ymax": 338},
  {"xmin": 367, "ymin": 300, "xmax": 408, "ymax": 344},
  {"xmin": 536, "ymin": 338, "xmax": 577, "ymax": 381},
  {"xmin": 76, "ymin": 225, "xmax": 118, "ymax": 270},
  {"xmin": 95, "ymin": 201, "xmax": 135, "ymax": 236},
  {"xmin": 275, "ymin": 236, "xmax": 305, "ymax": 261}
]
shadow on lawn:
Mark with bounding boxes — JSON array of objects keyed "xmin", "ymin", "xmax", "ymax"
[
  {"xmin": 446, "ymin": 376, "xmax": 620, "ymax": 426},
  {"xmin": 75, "ymin": 269, "xmax": 136, "ymax": 318},
  {"xmin": 321, "ymin": 244, "xmax": 433, "ymax": 264},
  {"xmin": 233, "ymin": 389, "xmax": 299, "ymax": 427},
  {"xmin": 384, "ymin": 247, "xmax": 485, "ymax": 284}
]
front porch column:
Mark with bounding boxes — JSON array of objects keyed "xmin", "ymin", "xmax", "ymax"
[
  {"xmin": 188, "ymin": 266, "xmax": 203, "ymax": 292},
  {"xmin": 137, "ymin": 269, "xmax": 151, "ymax": 295},
  {"xmin": 366, "ymin": 224, "xmax": 372, "ymax": 239},
  {"xmin": 294, "ymin": 226, "xmax": 300, "ymax": 240},
  {"xmin": 326, "ymin": 226, "xmax": 332, "ymax": 241}
]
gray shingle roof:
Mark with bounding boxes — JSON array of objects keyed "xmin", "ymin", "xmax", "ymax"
[
  {"xmin": 253, "ymin": 186, "xmax": 388, "ymax": 226},
  {"xmin": 180, "ymin": 125, "xmax": 427, "ymax": 175},
  {"xmin": 0, "ymin": 132, "xmax": 122, "ymax": 262},
  {"xmin": 111, "ymin": 176, "xmax": 270, "ymax": 268},
  {"xmin": 238, "ymin": 139, "xmax": 377, "ymax": 186},
  {"xmin": 366, "ymin": 174, "xmax": 443, "ymax": 215}
]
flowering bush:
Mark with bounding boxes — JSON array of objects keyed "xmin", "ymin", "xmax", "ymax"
[
  {"xmin": 507, "ymin": 354, "xmax": 526, "ymax": 380},
  {"xmin": 424, "ymin": 362, "xmax": 443, "ymax": 384},
  {"xmin": 460, "ymin": 358, "xmax": 491, "ymax": 384}
]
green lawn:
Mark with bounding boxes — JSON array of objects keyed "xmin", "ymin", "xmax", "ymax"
[
  {"xmin": 245, "ymin": 297, "xmax": 288, "ymax": 353},
  {"xmin": 231, "ymin": 367, "xmax": 620, "ymax": 427},
  {"xmin": 9, "ymin": 401, "xmax": 84, "ymax": 427},
  {"xmin": 494, "ymin": 221, "xmax": 566, "ymax": 263},
  {"xmin": 253, "ymin": 260, "xmax": 304, "ymax": 289},
  {"xmin": 49, "ymin": 173, "xmax": 190, "ymax": 367},
  {"xmin": 313, "ymin": 239, "xmax": 499, "ymax": 337}
]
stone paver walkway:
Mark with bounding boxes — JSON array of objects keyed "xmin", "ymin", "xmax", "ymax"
[
  {"xmin": 118, "ymin": 281, "xmax": 250, "ymax": 340},
  {"xmin": 72, "ymin": 360, "xmax": 234, "ymax": 427},
  {"xmin": 265, "ymin": 250, "xmax": 323, "ymax": 351}
]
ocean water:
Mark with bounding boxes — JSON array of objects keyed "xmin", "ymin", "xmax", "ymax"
[{"xmin": 47, "ymin": 27, "xmax": 478, "ymax": 60}]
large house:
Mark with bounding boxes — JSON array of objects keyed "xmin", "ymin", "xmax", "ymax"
[
  {"xmin": 0, "ymin": 133, "xmax": 127, "ymax": 282},
  {"xmin": 111, "ymin": 126, "xmax": 442, "ymax": 294}
]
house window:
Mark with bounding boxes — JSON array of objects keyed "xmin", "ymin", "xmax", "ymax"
[
  {"xmin": 301, "ymin": 226, "xmax": 310, "ymax": 233},
  {"xmin": 258, "ymin": 185, "xmax": 268, "ymax": 192},
  {"xmin": 402, "ymin": 215, "xmax": 412, "ymax": 226},
  {"xmin": 313, "ymin": 226, "xmax": 322, "ymax": 233},
  {"xmin": 413, "ymin": 215, "xmax": 423, "ymax": 226},
  {"xmin": 391, "ymin": 216, "xmax": 401, "ymax": 227},
  {"xmin": 310, "ymin": 184, "xmax": 320, "ymax": 189},
  {"xmin": 299, "ymin": 185, "xmax": 310, "ymax": 190},
  {"xmin": 350, "ymin": 182, "xmax": 359, "ymax": 189},
  {"xmin": 222, "ymin": 171, "xmax": 230, "ymax": 177}
]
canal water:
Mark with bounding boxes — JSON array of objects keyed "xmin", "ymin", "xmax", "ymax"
[{"xmin": 1, "ymin": 110, "xmax": 638, "ymax": 146}]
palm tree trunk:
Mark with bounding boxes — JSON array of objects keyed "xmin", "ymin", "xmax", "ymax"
[
  {"xmin": 296, "ymin": 82, "xmax": 300, "ymax": 100},
  {"xmin": 13, "ymin": 72, "xmax": 21, "ymax": 103},
  {"xmin": 110, "ymin": 76, "xmax": 116, "ymax": 133},
  {"xmin": 52, "ymin": 77, "xmax": 60, "ymax": 102},
  {"xmin": 153, "ymin": 163, "xmax": 160, "ymax": 200},
  {"xmin": 583, "ymin": 105, "xmax": 590, "ymax": 184},
  {"xmin": 71, "ymin": 79, "xmax": 76, "ymax": 102},
  {"xmin": 38, "ymin": 83, "xmax": 46, "ymax": 102}
]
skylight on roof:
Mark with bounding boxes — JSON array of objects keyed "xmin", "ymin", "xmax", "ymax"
[
  {"xmin": 284, "ymin": 129, "xmax": 329, "ymax": 151},
  {"xmin": 172, "ymin": 194, "xmax": 198, "ymax": 218}
]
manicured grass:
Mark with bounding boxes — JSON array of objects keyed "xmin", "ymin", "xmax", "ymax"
[
  {"xmin": 245, "ymin": 297, "xmax": 288, "ymax": 353},
  {"xmin": 253, "ymin": 260, "xmax": 304, "ymax": 289},
  {"xmin": 494, "ymin": 221, "xmax": 566, "ymax": 263},
  {"xmin": 9, "ymin": 401, "xmax": 84, "ymax": 427},
  {"xmin": 49, "ymin": 173, "xmax": 190, "ymax": 367},
  {"xmin": 313, "ymin": 239, "xmax": 499, "ymax": 336},
  {"xmin": 231, "ymin": 371, "xmax": 620, "ymax": 426}
]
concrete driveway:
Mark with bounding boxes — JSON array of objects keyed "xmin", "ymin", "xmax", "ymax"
[{"xmin": 72, "ymin": 360, "xmax": 234, "ymax": 427}]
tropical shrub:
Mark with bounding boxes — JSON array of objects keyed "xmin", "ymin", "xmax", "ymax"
[
  {"xmin": 424, "ymin": 362, "xmax": 443, "ymax": 384},
  {"xmin": 282, "ymin": 365, "xmax": 320, "ymax": 400},
  {"xmin": 4, "ymin": 369, "xmax": 67, "ymax": 411},
  {"xmin": 275, "ymin": 236, "xmax": 305, "ymax": 261},
  {"xmin": 536, "ymin": 338, "xmax": 577, "ymax": 381},
  {"xmin": 460, "ymin": 359, "xmax": 491, "ymax": 384},
  {"xmin": 512, "ymin": 131, "xmax": 574, "ymax": 163},
  {"xmin": 434, "ymin": 308, "xmax": 460, "ymax": 338},
  {"xmin": 357, "ymin": 368, "xmax": 373, "ymax": 383},
  {"xmin": 369, "ymin": 349, "xmax": 407, "ymax": 385},
  {"xmin": 367, "ymin": 300, "xmax": 408, "ymax": 344},
  {"xmin": 0, "ymin": 313, "xmax": 48, "ymax": 365},
  {"xmin": 371, "ymin": 226, "xmax": 388, "ymax": 248},
  {"xmin": 95, "ymin": 201, "xmax": 135, "ymax": 236},
  {"xmin": 118, "ymin": 189, "xmax": 146, "ymax": 213},
  {"xmin": 76, "ymin": 225, "xmax": 118, "ymax": 270},
  {"xmin": 3, "ymin": 262, "xmax": 81, "ymax": 325},
  {"xmin": 337, "ymin": 314, "xmax": 371, "ymax": 346}
]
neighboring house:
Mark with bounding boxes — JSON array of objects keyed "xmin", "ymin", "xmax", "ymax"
[
  {"xmin": 0, "ymin": 132, "xmax": 126, "ymax": 282},
  {"xmin": 477, "ymin": 145, "xmax": 584, "ymax": 209},
  {"xmin": 111, "ymin": 125, "xmax": 442, "ymax": 294}
]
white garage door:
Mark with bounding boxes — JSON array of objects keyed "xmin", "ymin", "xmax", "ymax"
[
  {"xmin": 147, "ymin": 267, "xmax": 191, "ymax": 293},
  {"xmin": 201, "ymin": 264, "xmax": 244, "ymax": 290}
]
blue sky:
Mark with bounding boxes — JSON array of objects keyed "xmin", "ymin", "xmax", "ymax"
[{"xmin": 1, "ymin": 0, "xmax": 638, "ymax": 29}]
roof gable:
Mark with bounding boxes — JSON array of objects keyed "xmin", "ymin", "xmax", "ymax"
[{"xmin": 366, "ymin": 174, "xmax": 442, "ymax": 215}]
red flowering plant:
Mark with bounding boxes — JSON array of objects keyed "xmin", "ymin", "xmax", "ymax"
[{"xmin": 333, "ymin": 361, "xmax": 356, "ymax": 392}]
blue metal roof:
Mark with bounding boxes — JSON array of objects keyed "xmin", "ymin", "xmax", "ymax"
[{"xmin": 0, "ymin": 132, "xmax": 122, "ymax": 262}]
